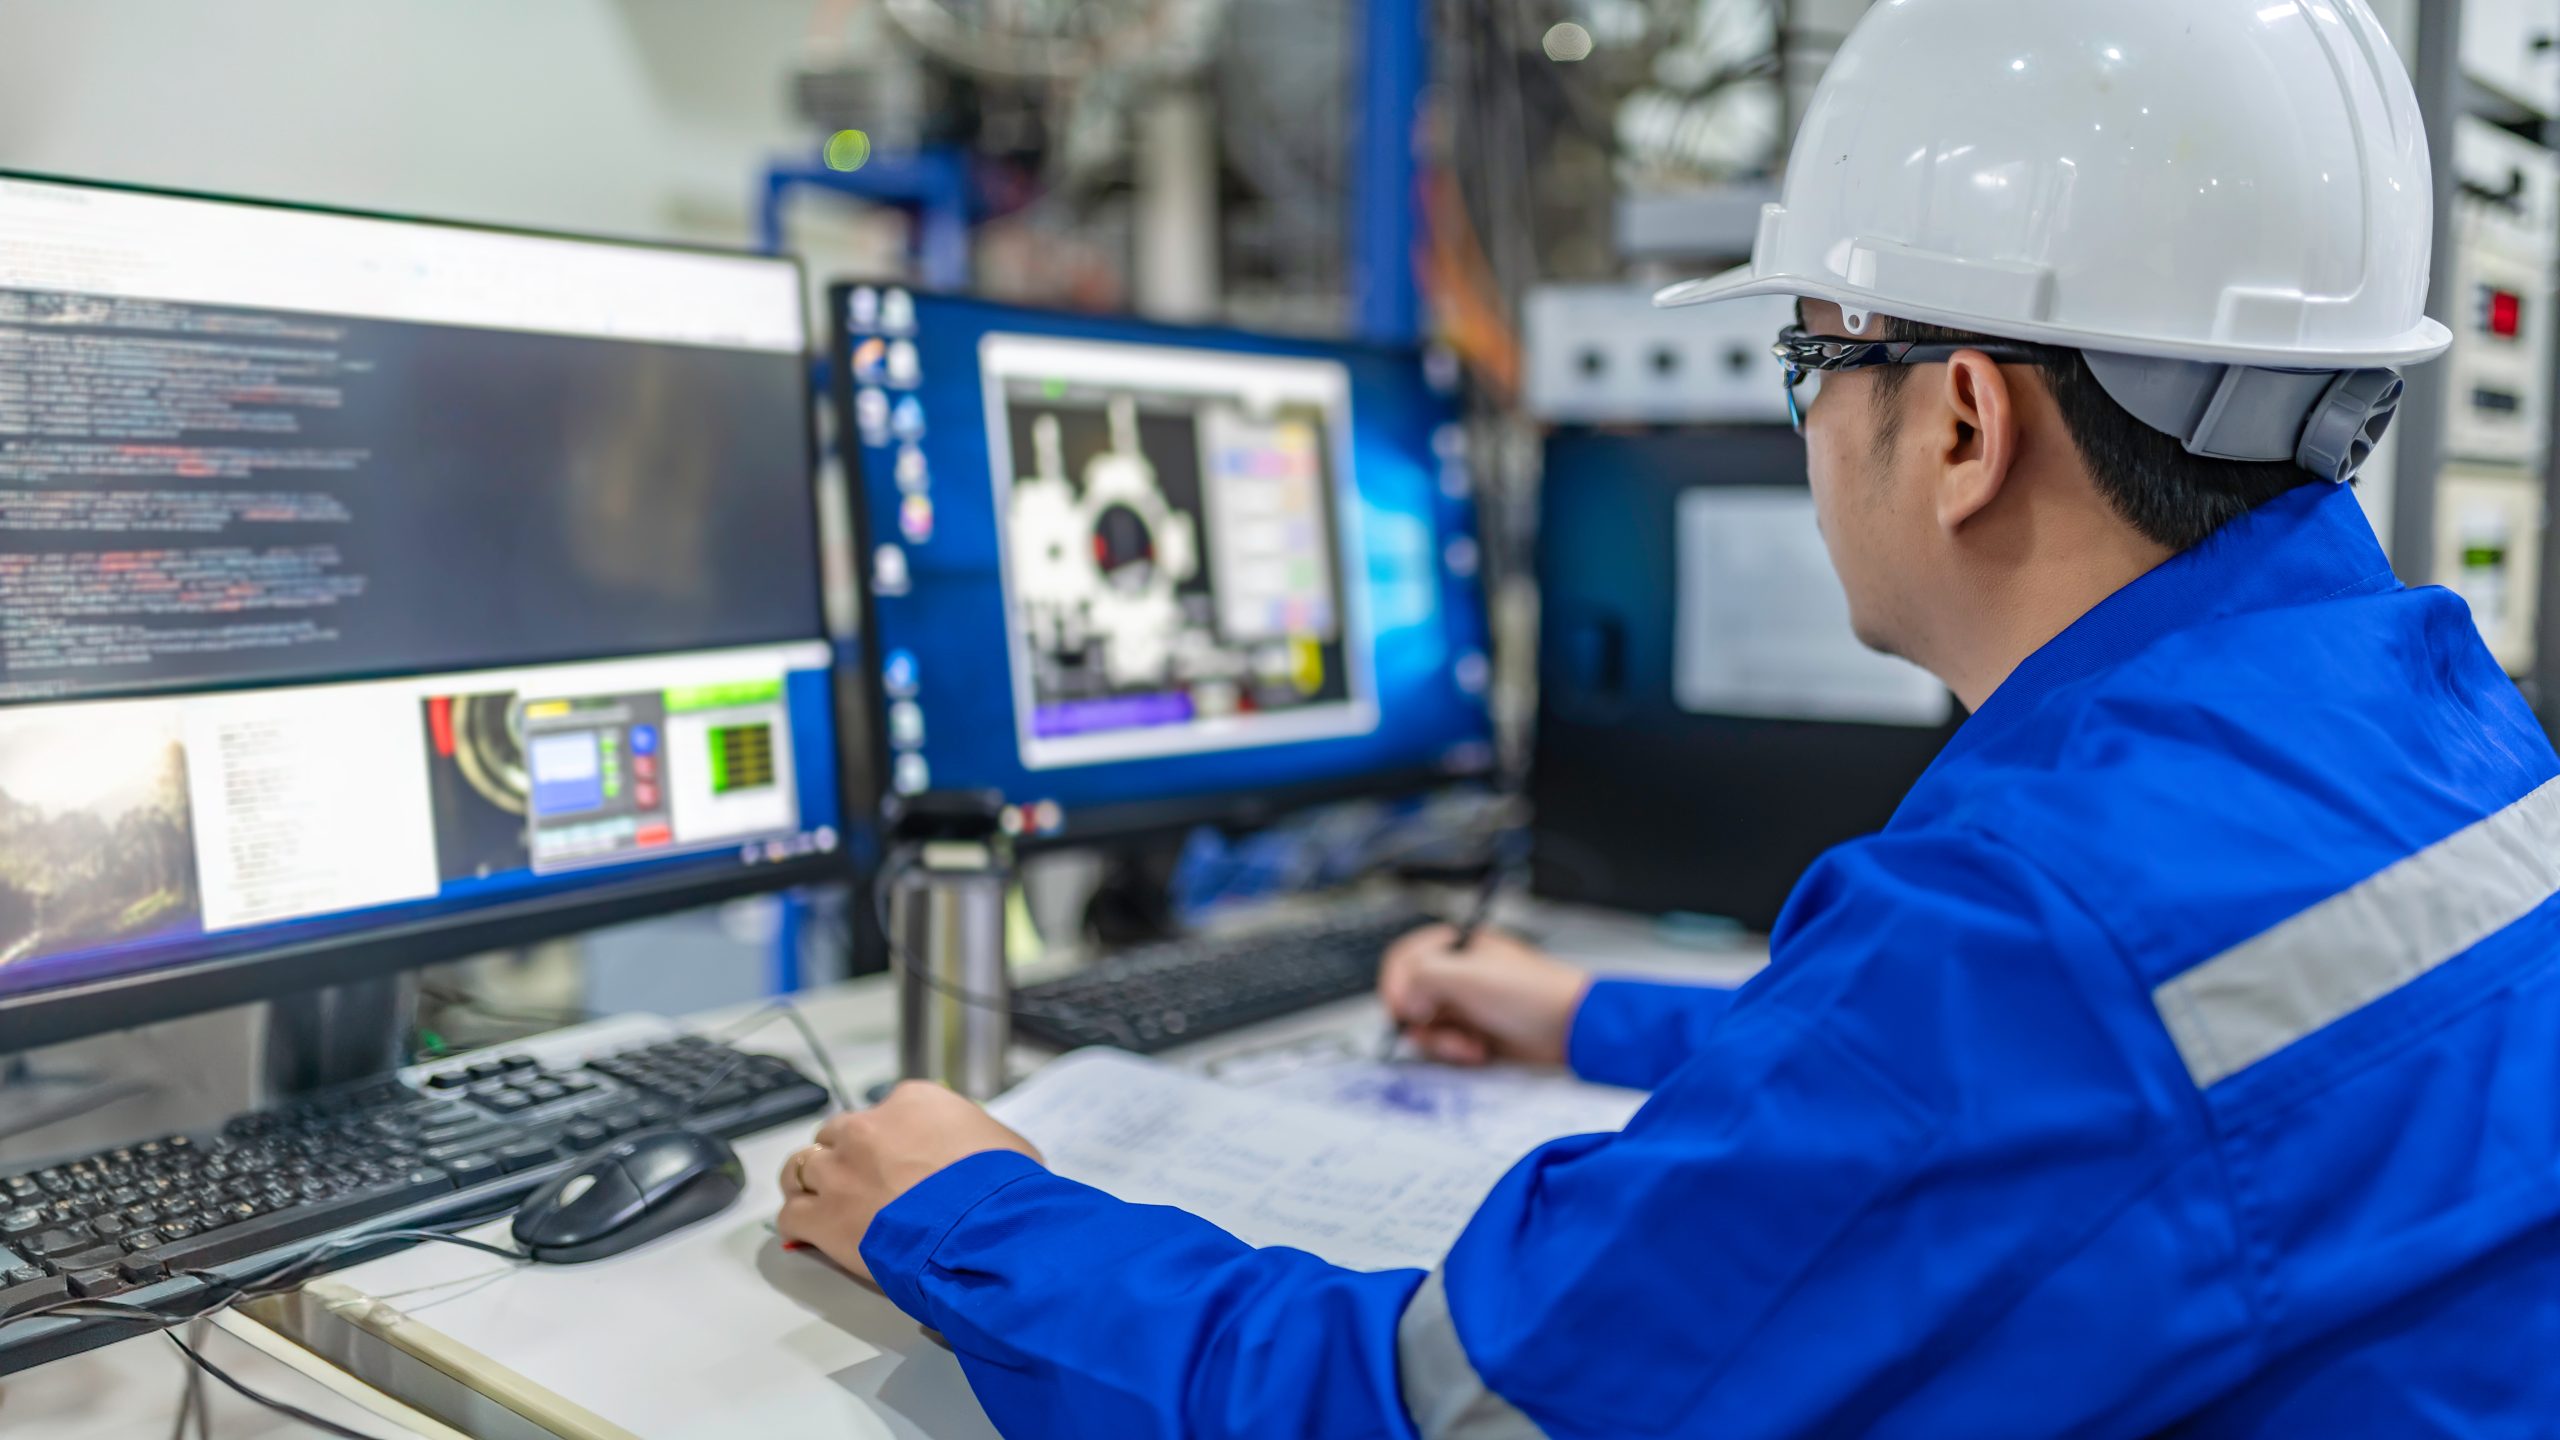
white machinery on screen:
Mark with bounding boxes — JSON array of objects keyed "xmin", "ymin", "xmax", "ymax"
[{"xmin": 1008, "ymin": 397, "xmax": 1204, "ymax": 689}]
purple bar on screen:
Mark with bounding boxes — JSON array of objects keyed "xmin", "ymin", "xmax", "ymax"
[{"xmin": 1032, "ymin": 692, "xmax": 1196, "ymax": 737}]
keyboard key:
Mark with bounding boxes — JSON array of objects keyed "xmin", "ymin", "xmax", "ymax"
[
  {"xmin": 27, "ymin": 1227, "xmax": 92, "ymax": 1259},
  {"xmin": 441, "ymin": 1153, "xmax": 502, "ymax": 1187},
  {"xmin": 424, "ymin": 1138, "xmax": 508, "ymax": 1168},
  {"xmin": 52, "ymin": 1245, "xmax": 126, "ymax": 1276},
  {"xmin": 117, "ymin": 1257, "xmax": 168, "ymax": 1286},
  {"xmin": 0, "ymin": 1271, "xmax": 68, "ymax": 1318},
  {"xmin": 64, "ymin": 1267, "xmax": 126, "ymax": 1299},
  {"xmin": 494, "ymin": 1141, "xmax": 555, "ymax": 1173},
  {"xmin": 562, "ymin": 1121, "xmax": 608, "ymax": 1151}
]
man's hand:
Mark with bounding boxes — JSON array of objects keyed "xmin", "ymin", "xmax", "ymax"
[
  {"xmin": 776, "ymin": 1081, "xmax": 1043, "ymax": 1282},
  {"xmin": 1378, "ymin": 925, "xmax": 1593, "ymax": 1067}
]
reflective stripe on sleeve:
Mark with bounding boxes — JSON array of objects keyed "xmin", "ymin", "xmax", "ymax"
[
  {"xmin": 1397, "ymin": 1267, "xmax": 1550, "ymax": 1440},
  {"xmin": 2154, "ymin": 776, "xmax": 2560, "ymax": 1088}
]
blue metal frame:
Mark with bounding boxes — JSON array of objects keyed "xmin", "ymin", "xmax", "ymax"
[
  {"xmin": 758, "ymin": 149, "xmax": 973, "ymax": 992},
  {"xmin": 1355, "ymin": 0, "xmax": 1429, "ymax": 345},
  {"xmin": 758, "ymin": 149, "xmax": 975, "ymax": 291}
]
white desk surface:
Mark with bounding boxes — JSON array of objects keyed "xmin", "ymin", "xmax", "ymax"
[{"xmin": 32, "ymin": 900, "xmax": 1767, "ymax": 1440}]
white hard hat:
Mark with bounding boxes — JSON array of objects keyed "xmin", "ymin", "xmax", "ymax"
[{"xmin": 1655, "ymin": 0, "xmax": 2453, "ymax": 480}]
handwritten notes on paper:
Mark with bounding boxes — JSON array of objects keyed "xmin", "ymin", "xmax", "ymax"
[
  {"xmin": 989, "ymin": 1050, "xmax": 1521, "ymax": 1272},
  {"xmin": 1248, "ymin": 1060, "xmax": 1648, "ymax": 1164}
]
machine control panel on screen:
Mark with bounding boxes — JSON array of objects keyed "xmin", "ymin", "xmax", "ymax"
[{"xmin": 0, "ymin": 176, "xmax": 845, "ymax": 1001}]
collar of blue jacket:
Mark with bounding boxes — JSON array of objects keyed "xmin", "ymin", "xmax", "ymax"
[{"xmin": 1964, "ymin": 480, "xmax": 2400, "ymax": 750}]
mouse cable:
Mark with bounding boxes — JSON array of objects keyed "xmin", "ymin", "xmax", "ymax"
[
  {"xmin": 0, "ymin": 1297, "xmax": 406, "ymax": 1440},
  {"xmin": 693, "ymin": 997, "xmax": 856, "ymax": 1114},
  {"xmin": 196, "ymin": 1226, "xmax": 528, "ymax": 1312},
  {"xmin": 169, "ymin": 1333, "xmax": 209, "ymax": 1440},
  {"xmin": 0, "ymin": 1229, "xmax": 526, "ymax": 1338},
  {"xmin": 165, "ymin": 1327, "xmax": 406, "ymax": 1440}
]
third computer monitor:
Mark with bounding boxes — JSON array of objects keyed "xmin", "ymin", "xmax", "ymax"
[{"xmin": 838, "ymin": 289, "xmax": 1494, "ymax": 842}]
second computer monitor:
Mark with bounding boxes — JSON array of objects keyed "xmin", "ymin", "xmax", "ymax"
[{"xmin": 839, "ymin": 291, "xmax": 1493, "ymax": 840}]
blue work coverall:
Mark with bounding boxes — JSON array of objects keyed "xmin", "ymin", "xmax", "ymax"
[{"xmin": 861, "ymin": 481, "xmax": 2560, "ymax": 1438}]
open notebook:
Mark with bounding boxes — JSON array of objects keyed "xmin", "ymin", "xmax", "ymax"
[{"xmin": 987, "ymin": 1050, "xmax": 1646, "ymax": 1272}]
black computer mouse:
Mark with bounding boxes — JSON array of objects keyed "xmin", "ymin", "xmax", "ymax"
[{"xmin": 511, "ymin": 1127, "xmax": 746, "ymax": 1264}]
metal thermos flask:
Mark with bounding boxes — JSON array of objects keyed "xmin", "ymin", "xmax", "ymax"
[{"xmin": 886, "ymin": 794, "xmax": 1013, "ymax": 1100}]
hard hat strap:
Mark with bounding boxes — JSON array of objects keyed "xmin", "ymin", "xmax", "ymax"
[{"xmin": 2084, "ymin": 352, "xmax": 2405, "ymax": 485}]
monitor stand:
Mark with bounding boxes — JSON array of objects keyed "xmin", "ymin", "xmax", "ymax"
[
  {"xmin": 262, "ymin": 974, "xmax": 418, "ymax": 1099},
  {"xmin": 1082, "ymin": 840, "xmax": 1188, "ymax": 948}
]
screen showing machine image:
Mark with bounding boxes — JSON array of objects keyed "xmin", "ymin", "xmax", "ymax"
[
  {"xmin": 984, "ymin": 335, "xmax": 1374, "ymax": 768},
  {"xmin": 0, "ymin": 175, "xmax": 846, "ymax": 1017},
  {"xmin": 841, "ymin": 290, "xmax": 1493, "ymax": 838}
]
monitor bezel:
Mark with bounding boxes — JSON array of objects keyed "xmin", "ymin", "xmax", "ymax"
[
  {"xmin": 0, "ymin": 170, "xmax": 858, "ymax": 1052},
  {"xmin": 828, "ymin": 283, "xmax": 1497, "ymax": 851}
]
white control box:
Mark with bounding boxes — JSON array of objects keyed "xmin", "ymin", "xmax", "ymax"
[
  {"xmin": 2462, "ymin": 0, "xmax": 2560, "ymax": 119},
  {"xmin": 2445, "ymin": 118, "xmax": 2560, "ymax": 468},
  {"xmin": 1524, "ymin": 284, "xmax": 1793, "ymax": 425},
  {"xmin": 2435, "ymin": 464, "xmax": 2546, "ymax": 675}
]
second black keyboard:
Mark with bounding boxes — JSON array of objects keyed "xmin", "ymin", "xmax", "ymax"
[{"xmin": 1014, "ymin": 905, "xmax": 1428, "ymax": 1054}]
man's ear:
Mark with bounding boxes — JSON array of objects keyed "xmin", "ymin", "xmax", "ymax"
[{"xmin": 1931, "ymin": 351, "xmax": 2020, "ymax": 533}]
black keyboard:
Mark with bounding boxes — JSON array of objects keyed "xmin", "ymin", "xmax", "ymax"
[
  {"xmin": 0, "ymin": 1028, "xmax": 828, "ymax": 1375},
  {"xmin": 1014, "ymin": 906, "xmax": 1427, "ymax": 1054}
]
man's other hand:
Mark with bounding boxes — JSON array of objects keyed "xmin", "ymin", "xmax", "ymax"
[
  {"xmin": 776, "ymin": 1081, "xmax": 1043, "ymax": 1282},
  {"xmin": 1378, "ymin": 925, "xmax": 1593, "ymax": 1067}
]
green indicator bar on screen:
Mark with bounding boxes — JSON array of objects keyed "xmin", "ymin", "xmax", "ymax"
[
  {"xmin": 708, "ymin": 721, "xmax": 778, "ymax": 795},
  {"xmin": 664, "ymin": 679, "xmax": 784, "ymax": 714}
]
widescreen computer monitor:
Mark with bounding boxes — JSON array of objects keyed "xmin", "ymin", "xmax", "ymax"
[
  {"xmin": 0, "ymin": 175, "xmax": 849, "ymax": 1048},
  {"xmin": 836, "ymin": 290, "xmax": 1495, "ymax": 842}
]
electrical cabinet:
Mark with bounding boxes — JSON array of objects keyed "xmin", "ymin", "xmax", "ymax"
[
  {"xmin": 2446, "ymin": 117, "xmax": 2560, "ymax": 468},
  {"xmin": 2462, "ymin": 0, "xmax": 2560, "ymax": 119},
  {"xmin": 1524, "ymin": 284, "xmax": 1792, "ymax": 425},
  {"xmin": 2435, "ymin": 465, "xmax": 2546, "ymax": 676}
]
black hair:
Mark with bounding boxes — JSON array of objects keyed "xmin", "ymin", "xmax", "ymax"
[{"xmin": 1864, "ymin": 316, "xmax": 2319, "ymax": 552}]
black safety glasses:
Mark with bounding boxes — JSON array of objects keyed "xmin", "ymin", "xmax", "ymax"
[{"xmin": 1772, "ymin": 325, "xmax": 2062, "ymax": 434}]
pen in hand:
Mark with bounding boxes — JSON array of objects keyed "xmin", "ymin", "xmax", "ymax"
[{"xmin": 1379, "ymin": 867, "xmax": 1505, "ymax": 1061}]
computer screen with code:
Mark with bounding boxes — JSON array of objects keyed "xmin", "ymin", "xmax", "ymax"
[{"xmin": 0, "ymin": 176, "xmax": 845, "ymax": 1004}]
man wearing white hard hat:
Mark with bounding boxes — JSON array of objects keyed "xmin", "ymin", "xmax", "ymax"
[{"xmin": 777, "ymin": 2, "xmax": 2560, "ymax": 1435}]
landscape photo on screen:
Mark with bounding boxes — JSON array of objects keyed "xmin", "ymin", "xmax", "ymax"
[{"xmin": 0, "ymin": 702, "xmax": 201, "ymax": 969}]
